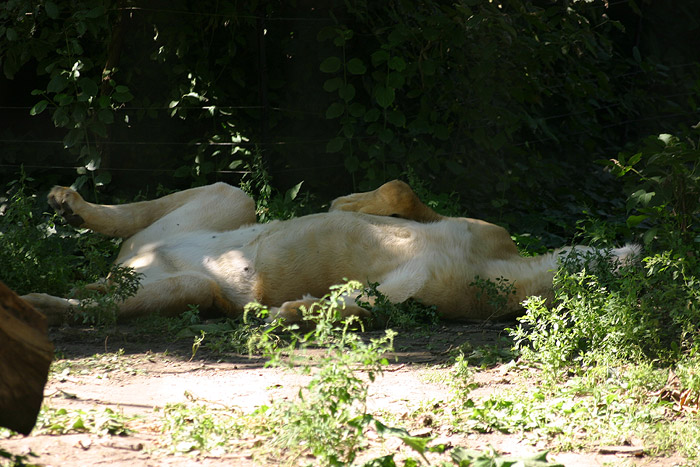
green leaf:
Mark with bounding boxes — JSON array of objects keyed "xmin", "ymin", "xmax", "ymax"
[
  {"xmin": 323, "ymin": 77, "xmax": 342, "ymax": 92},
  {"xmin": 97, "ymin": 109, "xmax": 114, "ymax": 124},
  {"xmin": 30, "ymin": 100, "xmax": 49, "ymax": 116},
  {"xmin": 325, "ymin": 102, "xmax": 345, "ymax": 119},
  {"xmin": 113, "ymin": 90, "xmax": 133, "ymax": 103},
  {"xmin": 364, "ymin": 108, "xmax": 381, "ymax": 123},
  {"xmin": 344, "ymin": 155, "xmax": 359, "ymax": 172},
  {"xmin": 349, "ymin": 102, "xmax": 365, "ymax": 118},
  {"xmin": 361, "ymin": 454, "xmax": 397, "ymax": 467},
  {"xmin": 339, "ymin": 83, "xmax": 356, "ymax": 102},
  {"xmin": 320, "ymin": 56, "xmax": 342, "ymax": 73},
  {"xmin": 5, "ymin": 28, "xmax": 18, "ymax": 41},
  {"xmin": 378, "ymin": 128, "xmax": 394, "ymax": 143},
  {"xmin": 326, "ymin": 136, "xmax": 345, "ymax": 153},
  {"xmin": 626, "ymin": 214, "xmax": 648, "ymax": 228},
  {"xmin": 85, "ymin": 6, "xmax": 106, "ymax": 18},
  {"xmin": 643, "ymin": 227, "xmax": 658, "ymax": 245},
  {"xmin": 45, "ymin": 1, "xmax": 60, "ymax": 19},
  {"xmin": 52, "ymin": 107, "xmax": 70, "ymax": 127},
  {"xmin": 55, "ymin": 93, "xmax": 74, "ymax": 106},
  {"xmin": 316, "ymin": 26, "xmax": 336, "ymax": 42},
  {"xmin": 371, "ymin": 50, "xmax": 390, "ymax": 66},
  {"xmin": 387, "ymin": 71, "xmax": 405, "ymax": 89},
  {"xmin": 342, "ymin": 124, "xmax": 355, "ymax": 138},
  {"xmin": 347, "ymin": 58, "xmax": 367, "ymax": 75},
  {"xmin": 285, "ymin": 181, "xmax": 304, "ymax": 202},
  {"xmin": 90, "ymin": 121, "xmax": 107, "ymax": 137},
  {"xmin": 434, "ymin": 124, "xmax": 449, "ymax": 140},
  {"xmin": 375, "ymin": 86, "xmax": 395, "ymax": 108},
  {"xmin": 78, "ymin": 77, "xmax": 99, "ymax": 98},
  {"xmin": 63, "ymin": 129, "xmax": 84, "ymax": 148},
  {"xmin": 388, "ymin": 57, "xmax": 407, "ymax": 72},
  {"xmin": 386, "ymin": 110, "xmax": 405, "ymax": 127},
  {"xmin": 632, "ymin": 46, "xmax": 641, "ymax": 63},
  {"xmin": 72, "ymin": 105, "xmax": 87, "ymax": 123},
  {"xmin": 97, "ymin": 95, "xmax": 111, "ymax": 109},
  {"xmin": 95, "ymin": 171, "xmax": 112, "ymax": 187},
  {"xmin": 47, "ymin": 75, "xmax": 69, "ymax": 94},
  {"xmin": 629, "ymin": 189, "xmax": 655, "ymax": 208},
  {"xmin": 399, "ymin": 436, "xmax": 431, "ymax": 456}
]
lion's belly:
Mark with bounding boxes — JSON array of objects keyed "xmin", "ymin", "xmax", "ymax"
[{"xmin": 250, "ymin": 212, "xmax": 429, "ymax": 306}]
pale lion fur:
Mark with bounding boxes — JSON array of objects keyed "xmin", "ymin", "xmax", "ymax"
[{"xmin": 21, "ymin": 180, "xmax": 638, "ymax": 325}]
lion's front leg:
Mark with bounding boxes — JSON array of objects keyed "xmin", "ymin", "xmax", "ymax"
[{"xmin": 267, "ymin": 296, "xmax": 371, "ymax": 325}]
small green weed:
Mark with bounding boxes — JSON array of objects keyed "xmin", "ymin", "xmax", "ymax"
[
  {"xmin": 470, "ymin": 275, "xmax": 517, "ymax": 317},
  {"xmin": 0, "ymin": 449, "xmax": 40, "ymax": 467},
  {"xmin": 358, "ymin": 282, "xmax": 439, "ymax": 329},
  {"xmin": 70, "ymin": 265, "xmax": 142, "ymax": 326},
  {"xmin": 239, "ymin": 150, "xmax": 313, "ymax": 222},
  {"xmin": 133, "ymin": 304, "xmax": 204, "ymax": 338},
  {"xmin": 448, "ymin": 447, "xmax": 563, "ymax": 467},
  {"xmin": 35, "ymin": 406, "xmax": 133, "ymax": 436},
  {"xmin": 451, "ymin": 338, "xmax": 519, "ymax": 369},
  {"xmin": 49, "ymin": 349, "xmax": 147, "ymax": 380},
  {"xmin": 608, "ymin": 130, "xmax": 700, "ymax": 248},
  {"xmin": 173, "ymin": 307, "xmax": 277, "ymax": 358},
  {"xmin": 159, "ymin": 398, "xmax": 244, "ymax": 454}
]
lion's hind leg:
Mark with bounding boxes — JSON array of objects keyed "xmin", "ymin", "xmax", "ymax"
[
  {"xmin": 330, "ymin": 180, "xmax": 443, "ymax": 223},
  {"xmin": 48, "ymin": 182, "xmax": 255, "ymax": 238},
  {"xmin": 22, "ymin": 273, "xmax": 242, "ymax": 325},
  {"xmin": 20, "ymin": 293, "xmax": 80, "ymax": 326}
]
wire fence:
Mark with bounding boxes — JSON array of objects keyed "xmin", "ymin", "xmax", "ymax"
[{"xmin": 1, "ymin": 0, "xmax": 697, "ymax": 177}]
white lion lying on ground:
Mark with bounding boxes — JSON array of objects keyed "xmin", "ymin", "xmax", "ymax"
[{"xmin": 21, "ymin": 180, "xmax": 638, "ymax": 325}]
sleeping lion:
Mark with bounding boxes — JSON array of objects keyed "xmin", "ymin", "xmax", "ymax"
[{"xmin": 20, "ymin": 180, "xmax": 638, "ymax": 325}]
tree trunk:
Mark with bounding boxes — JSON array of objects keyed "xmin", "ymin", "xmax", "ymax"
[{"xmin": 0, "ymin": 282, "xmax": 53, "ymax": 435}]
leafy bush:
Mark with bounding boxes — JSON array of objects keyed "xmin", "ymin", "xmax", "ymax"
[
  {"xmin": 512, "ymin": 248, "xmax": 700, "ymax": 370},
  {"xmin": 512, "ymin": 127, "xmax": 700, "ymax": 371},
  {"xmin": 358, "ymin": 282, "xmax": 439, "ymax": 329},
  {"xmin": 0, "ymin": 173, "xmax": 120, "ymax": 296},
  {"xmin": 608, "ymin": 128, "xmax": 700, "ymax": 248}
]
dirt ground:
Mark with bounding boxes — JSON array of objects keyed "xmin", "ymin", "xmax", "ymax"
[{"xmin": 0, "ymin": 322, "xmax": 689, "ymax": 467}]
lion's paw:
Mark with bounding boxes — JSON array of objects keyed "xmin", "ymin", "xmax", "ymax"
[
  {"xmin": 329, "ymin": 193, "xmax": 367, "ymax": 213},
  {"xmin": 48, "ymin": 186, "xmax": 86, "ymax": 227}
]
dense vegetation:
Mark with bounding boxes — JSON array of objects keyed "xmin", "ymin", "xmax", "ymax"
[
  {"xmin": 2, "ymin": 1, "xmax": 698, "ymax": 230},
  {"xmin": 1, "ymin": 0, "xmax": 699, "ymax": 464}
]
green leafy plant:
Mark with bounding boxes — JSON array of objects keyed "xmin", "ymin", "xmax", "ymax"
[
  {"xmin": 159, "ymin": 398, "xmax": 244, "ymax": 454},
  {"xmin": 511, "ymin": 247, "xmax": 700, "ymax": 371},
  {"xmin": 449, "ymin": 447, "xmax": 563, "ymax": 467},
  {"xmin": 608, "ymin": 129, "xmax": 700, "ymax": 248},
  {"xmin": 70, "ymin": 264, "xmax": 142, "ymax": 326},
  {"xmin": 357, "ymin": 282, "xmax": 439, "ymax": 329},
  {"xmin": 470, "ymin": 276, "xmax": 517, "ymax": 317},
  {"xmin": 238, "ymin": 150, "xmax": 312, "ymax": 222},
  {"xmin": 0, "ymin": 448, "xmax": 39, "ymax": 467},
  {"xmin": 4, "ymin": 0, "xmax": 135, "ymax": 191},
  {"xmin": 34, "ymin": 406, "xmax": 132, "ymax": 436},
  {"xmin": 0, "ymin": 173, "xmax": 121, "ymax": 296}
]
